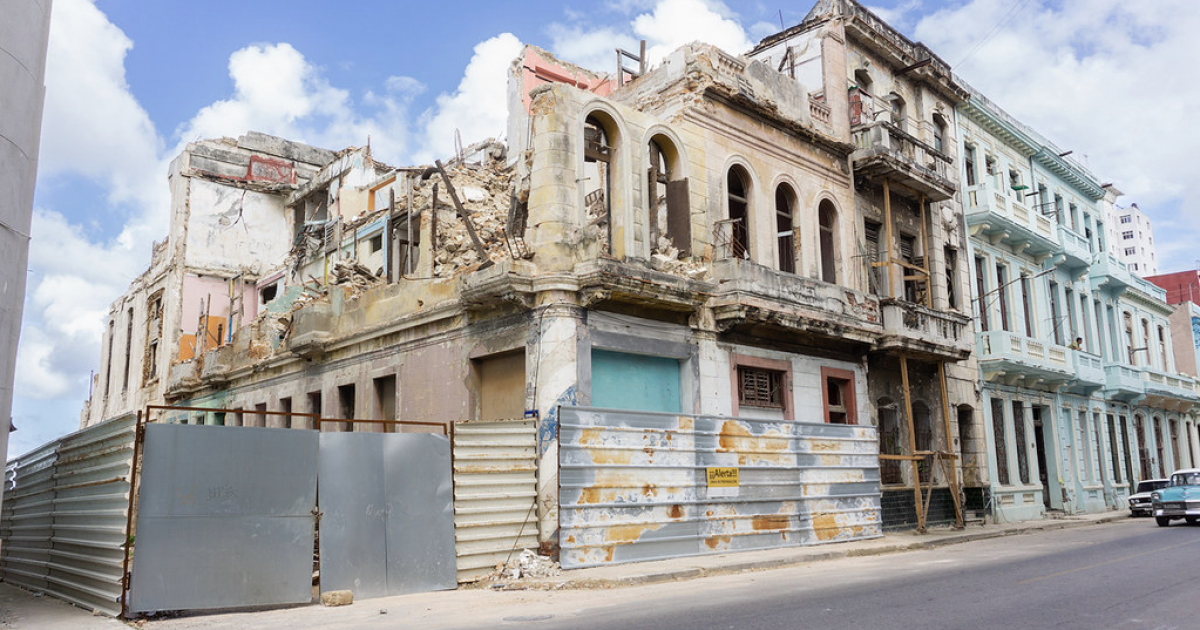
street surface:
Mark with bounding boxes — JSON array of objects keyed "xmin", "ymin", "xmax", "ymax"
[{"xmin": 144, "ymin": 519, "xmax": 1197, "ymax": 630}]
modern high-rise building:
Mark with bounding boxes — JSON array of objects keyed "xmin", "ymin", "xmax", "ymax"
[
  {"xmin": 0, "ymin": 0, "xmax": 54, "ymax": 506},
  {"xmin": 1107, "ymin": 201, "xmax": 1158, "ymax": 276}
]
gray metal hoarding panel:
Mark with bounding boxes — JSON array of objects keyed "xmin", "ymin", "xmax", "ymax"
[
  {"xmin": 318, "ymin": 432, "xmax": 455, "ymax": 599},
  {"xmin": 559, "ymin": 407, "xmax": 881, "ymax": 569},
  {"xmin": 317, "ymin": 432, "xmax": 389, "ymax": 599},
  {"xmin": 130, "ymin": 424, "xmax": 317, "ymax": 613},
  {"xmin": 0, "ymin": 414, "xmax": 135, "ymax": 617},
  {"xmin": 384, "ymin": 433, "xmax": 456, "ymax": 594}
]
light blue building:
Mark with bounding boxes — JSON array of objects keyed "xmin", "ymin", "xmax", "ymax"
[{"xmin": 958, "ymin": 87, "xmax": 1199, "ymax": 522}]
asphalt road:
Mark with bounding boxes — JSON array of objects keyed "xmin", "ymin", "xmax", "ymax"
[{"xmin": 480, "ymin": 519, "xmax": 1200, "ymax": 630}]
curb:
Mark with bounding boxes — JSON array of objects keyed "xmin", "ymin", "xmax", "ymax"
[{"xmin": 537, "ymin": 513, "xmax": 1131, "ymax": 590}]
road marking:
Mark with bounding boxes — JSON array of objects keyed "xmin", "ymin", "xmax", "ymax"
[{"xmin": 1016, "ymin": 539, "xmax": 1200, "ymax": 586}]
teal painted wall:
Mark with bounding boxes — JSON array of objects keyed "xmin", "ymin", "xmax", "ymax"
[{"xmin": 591, "ymin": 349, "xmax": 681, "ymax": 413}]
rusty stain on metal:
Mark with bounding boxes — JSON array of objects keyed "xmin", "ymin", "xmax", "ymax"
[
  {"xmin": 604, "ymin": 522, "xmax": 665, "ymax": 543},
  {"xmin": 704, "ymin": 535, "xmax": 731, "ymax": 550},
  {"xmin": 751, "ymin": 515, "xmax": 790, "ymax": 530},
  {"xmin": 716, "ymin": 420, "xmax": 791, "ymax": 466},
  {"xmin": 668, "ymin": 504, "xmax": 684, "ymax": 519},
  {"xmin": 810, "ymin": 439, "xmax": 840, "ymax": 451}
]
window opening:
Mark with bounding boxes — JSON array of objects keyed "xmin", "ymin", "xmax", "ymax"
[
  {"xmin": 819, "ymin": 200, "xmax": 837, "ymax": 283},
  {"xmin": 991, "ymin": 397, "xmax": 1009, "ymax": 485},
  {"xmin": 584, "ymin": 116, "xmax": 613, "ymax": 254},
  {"xmin": 738, "ymin": 366, "xmax": 784, "ymax": 409},
  {"xmin": 775, "ymin": 185, "xmax": 795, "ymax": 273},
  {"xmin": 725, "ymin": 167, "xmax": 751, "ymax": 259}
]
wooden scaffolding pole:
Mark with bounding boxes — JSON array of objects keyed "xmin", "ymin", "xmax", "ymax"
[
  {"xmin": 938, "ymin": 361, "xmax": 964, "ymax": 528},
  {"xmin": 883, "ymin": 179, "xmax": 894, "ymax": 298},
  {"xmin": 900, "ymin": 354, "xmax": 925, "ymax": 531}
]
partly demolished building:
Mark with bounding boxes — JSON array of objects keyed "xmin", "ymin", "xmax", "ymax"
[{"xmin": 77, "ymin": 0, "xmax": 1199, "ymax": 582}]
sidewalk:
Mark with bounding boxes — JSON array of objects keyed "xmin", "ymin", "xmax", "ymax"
[
  {"xmin": 513, "ymin": 510, "xmax": 1131, "ymax": 590},
  {"xmin": 0, "ymin": 510, "xmax": 1132, "ymax": 628}
]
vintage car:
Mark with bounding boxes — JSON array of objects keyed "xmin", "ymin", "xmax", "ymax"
[
  {"xmin": 1151, "ymin": 468, "xmax": 1200, "ymax": 526},
  {"xmin": 1128, "ymin": 478, "xmax": 1169, "ymax": 516}
]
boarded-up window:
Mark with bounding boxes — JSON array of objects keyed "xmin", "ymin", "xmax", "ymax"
[
  {"xmin": 738, "ymin": 366, "xmax": 784, "ymax": 409},
  {"xmin": 476, "ymin": 352, "xmax": 526, "ymax": 421}
]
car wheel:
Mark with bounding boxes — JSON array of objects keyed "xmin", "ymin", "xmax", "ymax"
[
  {"xmin": 1156, "ymin": 516, "xmax": 1171, "ymax": 527},
  {"xmin": 1187, "ymin": 517, "xmax": 1199, "ymax": 525}
]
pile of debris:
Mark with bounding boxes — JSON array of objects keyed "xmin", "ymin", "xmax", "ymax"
[
  {"xmin": 650, "ymin": 237, "xmax": 708, "ymax": 279},
  {"xmin": 486, "ymin": 549, "xmax": 562, "ymax": 582},
  {"xmin": 409, "ymin": 142, "xmax": 519, "ymax": 277},
  {"xmin": 330, "ymin": 259, "xmax": 383, "ymax": 298}
]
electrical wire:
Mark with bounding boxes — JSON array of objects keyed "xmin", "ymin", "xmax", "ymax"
[{"xmin": 954, "ymin": 0, "xmax": 1036, "ymax": 70}]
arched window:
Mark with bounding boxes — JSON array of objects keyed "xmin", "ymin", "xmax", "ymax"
[
  {"xmin": 878, "ymin": 397, "xmax": 902, "ymax": 485},
  {"xmin": 932, "ymin": 112, "xmax": 947, "ymax": 153},
  {"xmin": 726, "ymin": 166, "xmax": 750, "ymax": 259},
  {"xmin": 775, "ymin": 184, "xmax": 796, "ymax": 273},
  {"xmin": 887, "ymin": 92, "xmax": 905, "ymax": 131},
  {"xmin": 647, "ymin": 135, "xmax": 690, "ymax": 256},
  {"xmin": 818, "ymin": 199, "xmax": 837, "ymax": 283},
  {"xmin": 584, "ymin": 114, "xmax": 615, "ymax": 253}
]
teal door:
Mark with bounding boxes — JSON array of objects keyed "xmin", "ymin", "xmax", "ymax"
[{"xmin": 590, "ymin": 349, "xmax": 681, "ymax": 413}]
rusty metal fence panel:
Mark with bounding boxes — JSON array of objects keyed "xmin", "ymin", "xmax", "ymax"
[
  {"xmin": 452, "ymin": 419, "xmax": 538, "ymax": 582},
  {"xmin": 0, "ymin": 414, "xmax": 135, "ymax": 616},
  {"xmin": 558, "ymin": 407, "xmax": 881, "ymax": 569}
]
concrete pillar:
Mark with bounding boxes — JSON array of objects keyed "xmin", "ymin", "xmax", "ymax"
[{"xmin": 529, "ymin": 289, "xmax": 583, "ymax": 550}]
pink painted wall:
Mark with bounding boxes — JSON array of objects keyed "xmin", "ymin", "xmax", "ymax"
[{"xmin": 517, "ymin": 48, "xmax": 615, "ymax": 114}]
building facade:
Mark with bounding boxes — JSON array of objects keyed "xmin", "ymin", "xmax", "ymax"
[
  {"xmin": 959, "ymin": 85, "xmax": 1198, "ymax": 522},
  {"xmin": 1107, "ymin": 201, "xmax": 1158, "ymax": 277}
]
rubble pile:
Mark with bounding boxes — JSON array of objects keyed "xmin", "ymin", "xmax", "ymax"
[
  {"xmin": 330, "ymin": 259, "xmax": 383, "ymax": 298},
  {"xmin": 650, "ymin": 236, "xmax": 708, "ymax": 279},
  {"xmin": 486, "ymin": 549, "xmax": 562, "ymax": 582},
  {"xmin": 409, "ymin": 143, "xmax": 518, "ymax": 277}
]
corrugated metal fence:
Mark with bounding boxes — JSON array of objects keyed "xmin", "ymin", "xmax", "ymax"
[
  {"xmin": 452, "ymin": 418, "xmax": 539, "ymax": 582},
  {"xmin": 559, "ymin": 407, "xmax": 881, "ymax": 568},
  {"xmin": 0, "ymin": 415, "xmax": 135, "ymax": 616}
]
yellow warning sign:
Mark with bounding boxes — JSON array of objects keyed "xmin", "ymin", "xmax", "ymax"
[{"xmin": 706, "ymin": 467, "xmax": 739, "ymax": 487}]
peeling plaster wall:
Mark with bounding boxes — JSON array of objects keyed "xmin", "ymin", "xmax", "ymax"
[{"xmin": 182, "ymin": 178, "xmax": 292, "ymax": 273}]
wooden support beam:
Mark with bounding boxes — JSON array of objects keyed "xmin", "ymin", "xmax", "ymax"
[
  {"xmin": 435, "ymin": 159, "xmax": 493, "ymax": 270},
  {"xmin": 939, "ymin": 361, "xmax": 965, "ymax": 528},
  {"xmin": 900, "ymin": 354, "xmax": 925, "ymax": 532}
]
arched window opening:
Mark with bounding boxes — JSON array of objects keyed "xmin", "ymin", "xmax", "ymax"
[
  {"xmin": 584, "ymin": 115, "xmax": 614, "ymax": 253},
  {"xmin": 850, "ymin": 69, "xmax": 873, "ymax": 125},
  {"xmin": 932, "ymin": 112, "xmax": 947, "ymax": 153},
  {"xmin": 878, "ymin": 397, "xmax": 902, "ymax": 485},
  {"xmin": 887, "ymin": 92, "xmax": 906, "ymax": 132},
  {"xmin": 775, "ymin": 185, "xmax": 796, "ymax": 273},
  {"xmin": 914, "ymin": 401, "xmax": 933, "ymax": 483},
  {"xmin": 1154, "ymin": 416, "xmax": 1166, "ymax": 477},
  {"xmin": 725, "ymin": 167, "xmax": 750, "ymax": 259},
  {"xmin": 1135, "ymin": 416, "xmax": 1150, "ymax": 481},
  {"xmin": 818, "ymin": 200, "xmax": 837, "ymax": 283},
  {"xmin": 647, "ymin": 136, "xmax": 690, "ymax": 256}
]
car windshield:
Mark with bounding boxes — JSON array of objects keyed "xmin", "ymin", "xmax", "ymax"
[
  {"xmin": 1137, "ymin": 480, "xmax": 1168, "ymax": 493},
  {"xmin": 1169, "ymin": 473, "xmax": 1200, "ymax": 487}
]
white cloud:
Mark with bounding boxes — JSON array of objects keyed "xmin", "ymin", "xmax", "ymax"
[
  {"xmin": 411, "ymin": 33, "xmax": 524, "ymax": 164},
  {"xmin": 38, "ymin": 0, "xmax": 163, "ymax": 213},
  {"xmin": 549, "ymin": 0, "xmax": 753, "ymax": 73},
  {"xmin": 173, "ymin": 43, "xmax": 422, "ymax": 168},
  {"xmin": 913, "ymin": 0, "xmax": 1200, "ymax": 271}
]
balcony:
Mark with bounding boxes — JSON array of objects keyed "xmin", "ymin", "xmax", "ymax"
[
  {"xmin": 1103, "ymin": 363, "xmax": 1145, "ymax": 402},
  {"xmin": 1089, "ymin": 253, "xmax": 1134, "ymax": 293},
  {"xmin": 977, "ymin": 330, "xmax": 1073, "ymax": 389},
  {"xmin": 709, "ymin": 258, "xmax": 881, "ymax": 350},
  {"xmin": 850, "ymin": 121, "xmax": 956, "ymax": 201},
  {"xmin": 1067, "ymin": 350, "xmax": 1105, "ymax": 393},
  {"xmin": 876, "ymin": 299, "xmax": 971, "ymax": 360},
  {"xmin": 1056, "ymin": 225, "xmax": 1092, "ymax": 271},
  {"xmin": 964, "ymin": 184, "xmax": 1058, "ymax": 259},
  {"xmin": 1141, "ymin": 368, "xmax": 1199, "ymax": 412}
]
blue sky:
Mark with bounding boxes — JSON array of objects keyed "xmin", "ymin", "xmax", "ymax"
[{"xmin": 13, "ymin": 0, "xmax": 1200, "ymax": 456}]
